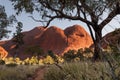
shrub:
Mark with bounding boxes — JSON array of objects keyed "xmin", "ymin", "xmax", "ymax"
[
  {"xmin": 0, "ymin": 59, "xmax": 5, "ymax": 65},
  {"xmin": 48, "ymin": 50, "xmax": 58, "ymax": 63},
  {"xmin": 43, "ymin": 55, "xmax": 55, "ymax": 64},
  {"xmin": 24, "ymin": 56, "xmax": 39, "ymax": 65},
  {"xmin": 25, "ymin": 45, "xmax": 44, "ymax": 57},
  {"xmin": 63, "ymin": 50, "xmax": 76, "ymax": 62},
  {"xmin": 29, "ymin": 56, "xmax": 39, "ymax": 65},
  {"xmin": 6, "ymin": 63, "xmax": 18, "ymax": 67},
  {"xmin": 112, "ymin": 28, "xmax": 120, "ymax": 35},
  {"xmin": 63, "ymin": 48, "xmax": 93, "ymax": 62}
]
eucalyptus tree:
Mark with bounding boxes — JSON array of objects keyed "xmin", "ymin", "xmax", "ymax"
[
  {"xmin": 13, "ymin": 22, "xmax": 24, "ymax": 49},
  {"xmin": 12, "ymin": 22, "xmax": 24, "ymax": 57},
  {"xmin": 0, "ymin": 5, "xmax": 17, "ymax": 40},
  {"xmin": 10, "ymin": 0, "xmax": 120, "ymax": 60}
]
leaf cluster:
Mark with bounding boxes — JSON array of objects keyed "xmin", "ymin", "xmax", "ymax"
[{"xmin": 0, "ymin": 5, "xmax": 17, "ymax": 39}]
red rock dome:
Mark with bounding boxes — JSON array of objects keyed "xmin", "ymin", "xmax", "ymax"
[{"xmin": 0, "ymin": 25, "xmax": 93, "ymax": 58}]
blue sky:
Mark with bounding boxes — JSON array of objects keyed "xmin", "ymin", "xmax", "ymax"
[{"xmin": 0, "ymin": 0, "xmax": 120, "ymax": 40}]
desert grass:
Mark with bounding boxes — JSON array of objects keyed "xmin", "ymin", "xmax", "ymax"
[
  {"xmin": 0, "ymin": 65, "xmax": 40, "ymax": 80},
  {"xmin": 44, "ymin": 62, "xmax": 115, "ymax": 80}
]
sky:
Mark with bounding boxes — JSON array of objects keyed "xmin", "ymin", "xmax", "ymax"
[{"xmin": 0, "ymin": 0, "xmax": 120, "ymax": 40}]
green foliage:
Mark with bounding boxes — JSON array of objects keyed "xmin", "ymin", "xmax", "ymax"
[
  {"xmin": 10, "ymin": 0, "xmax": 35, "ymax": 15},
  {"xmin": 0, "ymin": 59, "xmax": 5, "ymax": 65},
  {"xmin": 4, "ymin": 57, "xmax": 22, "ymax": 65},
  {"xmin": 24, "ymin": 56, "xmax": 39, "ymax": 65},
  {"xmin": 13, "ymin": 22, "xmax": 24, "ymax": 49},
  {"xmin": 0, "ymin": 5, "xmax": 17, "ymax": 39},
  {"xmin": 42, "ymin": 55, "xmax": 55, "ymax": 64},
  {"xmin": 10, "ymin": 0, "xmax": 119, "ymax": 17},
  {"xmin": 48, "ymin": 50, "xmax": 58, "ymax": 63},
  {"xmin": 6, "ymin": 63, "xmax": 18, "ymax": 67},
  {"xmin": 106, "ymin": 44, "xmax": 120, "ymax": 61},
  {"xmin": 63, "ymin": 48, "xmax": 93, "ymax": 62},
  {"xmin": 112, "ymin": 28, "xmax": 120, "ymax": 35},
  {"xmin": 63, "ymin": 50, "xmax": 77, "ymax": 62},
  {"xmin": 25, "ymin": 46, "xmax": 44, "ymax": 56},
  {"xmin": 76, "ymin": 49, "xmax": 84, "ymax": 60}
]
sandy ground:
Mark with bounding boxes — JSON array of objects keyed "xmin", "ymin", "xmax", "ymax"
[{"xmin": 27, "ymin": 66, "xmax": 46, "ymax": 80}]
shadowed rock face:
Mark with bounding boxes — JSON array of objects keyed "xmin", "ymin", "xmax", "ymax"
[
  {"xmin": 102, "ymin": 29, "xmax": 120, "ymax": 48},
  {"xmin": 0, "ymin": 25, "xmax": 93, "ymax": 59},
  {"xmin": 38, "ymin": 26, "xmax": 68, "ymax": 55}
]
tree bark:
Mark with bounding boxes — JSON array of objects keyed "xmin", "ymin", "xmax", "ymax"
[{"xmin": 93, "ymin": 28, "xmax": 102, "ymax": 61}]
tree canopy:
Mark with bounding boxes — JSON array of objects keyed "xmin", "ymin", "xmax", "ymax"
[
  {"xmin": 13, "ymin": 22, "xmax": 24, "ymax": 49},
  {"xmin": 10, "ymin": 0, "xmax": 120, "ymax": 27},
  {"xmin": 0, "ymin": 5, "xmax": 17, "ymax": 40}
]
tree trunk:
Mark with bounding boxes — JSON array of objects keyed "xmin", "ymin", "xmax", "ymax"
[{"xmin": 93, "ymin": 28, "xmax": 102, "ymax": 61}]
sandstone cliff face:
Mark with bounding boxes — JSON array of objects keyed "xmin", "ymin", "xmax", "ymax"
[
  {"xmin": 0, "ymin": 25, "xmax": 93, "ymax": 58},
  {"xmin": 0, "ymin": 46, "xmax": 8, "ymax": 59},
  {"xmin": 64, "ymin": 25, "xmax": 93, "ymax": 53},
  {"xmin": 38, "ymin": 26, "xmax": 67, "ymax": 55}
]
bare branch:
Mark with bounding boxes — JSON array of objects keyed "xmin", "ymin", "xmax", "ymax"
[
  {"xmin": 99, "ymin": 9, "xmax": 117, "ymax": 29},
  {"xmin": 97, "ymin": 5, "xmax": 107, "ymax": 17},
  {"xmin": 28, "ymin": 16, "xmax": 47, "ymax": 22},
  {"xmin": 39, "ymin": 0, "xmax": 93, "ymax": 26},
  {"xmin": 76, "ymin": 0, "xmax": 81, "ymax": 17},
  {"xmin": 80, "ymin": 7, "xmax": 95, "ymax": 43},
  {"xmin": 45, "ymin": 16, "xmax": 57, "ymax": 27},
  {"xmin": 80, "ymin": 0, "xmax": 98, "ymax": 24}
]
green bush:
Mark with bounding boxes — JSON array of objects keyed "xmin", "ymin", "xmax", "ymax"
[
  {"xmin": 112, "ymin": 28, "xmax": 120, "ymax": 35},
  {"xmin": 63, "ymin": 48, "xmax": 93, "ymax": 62},
  {"xmin": 24, "ymin": 56, "xmax": 39, "ymax": 65},
  {"xmin": 25, "ymin": 45, "xmax": 44, "ymax": 56},
  {"xmin": 0, "ymin": 60, "xmax": 5, "ymax": 65},
  {"xmin": 63, "ymin": 50, "xmax": 76, "ymax": 62},
  {"xmin": 6, "ymin": 63, "xmax": 18, "ymax": 67}
]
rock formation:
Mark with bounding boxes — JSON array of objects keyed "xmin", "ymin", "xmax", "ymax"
[
  {"xmin": 0, "ymin": 46, "xmax": 8, "ymax": 59},
  {"xmin": 64, "ymin": 25, "xmax": 93, "ymax": 53},
  {"xmin": 102, "ymin": 28, "xmax": 120, "ymax": 48},
  {"xmin": 0, "ymin": 25, "xmax": 93, "ymax": 59}
]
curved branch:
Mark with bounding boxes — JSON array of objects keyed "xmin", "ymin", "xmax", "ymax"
[
  {"xmin": 40, "ymin": 0, "xmax": 93, "ymax": 26},
  {"xmin": 80, "ymin": 0, "xmax": 98, "ymax": 24},
  {"xmin": 99, "ymin": 9, "xmax": 117, "ymax": 29},
  {"xmin": 28, "ymin": 16, "xmax": 47, "ymax": 22},
  {"xmin": 45, "ymin": 17, "xmax": 54, "ymax": 28},
  {"xmin": 80, "ymin": 7, "xmax": 95, "ymax": 43}
]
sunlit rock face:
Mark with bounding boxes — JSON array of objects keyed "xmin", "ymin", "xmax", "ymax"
[
  {"xmin": 38, "ymin": 26, "xmax": 68, "ymax": 55},
  {"xmin": 64, "ymin": 25, "xmax": 93, "ymax": 54},
  {"xmin": 0, "ymin": 46, "xmax": 8, "ymax": 59},
  {"xmin": 0, "ymin": 25, "xmax": 93, "ymax": 59}
]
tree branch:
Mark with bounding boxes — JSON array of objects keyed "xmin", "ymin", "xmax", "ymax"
[
  {"xmin": 99, "ymin": 9, "xmax": 117, "ymax": 29},
  {"xmin": 45, "ymin": 15, "xmax": 61, "ymax": 27},
  {"xmin": 28, "ymin": 16, "xmax": 48, "ymax": 22},
  {"xmin": 80, "ymin": 7, "xmax": 95, "ymax": 43},
  {"xmin": 80, "ymin": 0, "xmax": 98, "ymax": 24},
  {"xmin": 40, "ymin": 0, "xmax": 93, "ymax": 26},
  {"xmin": 97, "ymin": 5, "xmax": 107, "ymax": 17}
]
